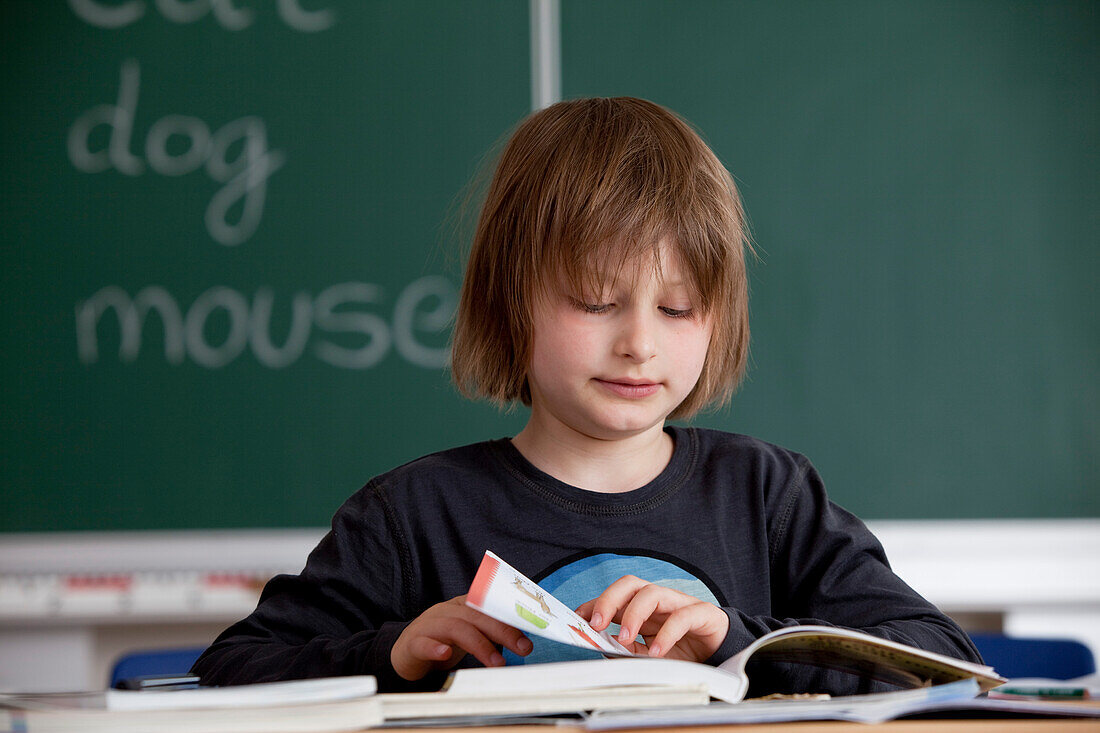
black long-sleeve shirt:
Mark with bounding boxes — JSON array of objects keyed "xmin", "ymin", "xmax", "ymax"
[{"xmin": 192, "ymin": 427, "xmax": 981, "ymax": 694}]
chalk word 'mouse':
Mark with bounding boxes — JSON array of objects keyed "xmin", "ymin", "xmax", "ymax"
[{"xmin": 75, "ymin": 277, "xmax": 455, "ymax": 369}]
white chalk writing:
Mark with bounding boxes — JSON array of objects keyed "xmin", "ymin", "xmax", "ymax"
[
  {"xmin": 67, "ymin": 59, "xmax": 284, "ymax": 246},
  {"xmin": 68, "ymin": 0, "xmax": 335, "ymax": 32},
  {"xmin": 75, "ymin": 278, "xmax": 457, "ymax": 369}
]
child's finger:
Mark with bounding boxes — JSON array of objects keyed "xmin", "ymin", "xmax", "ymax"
[
  {"xmin": 436, "ymin": 620, "xmax": 507, "ymax": 669},
  {"xmin": 588, "ymin": 575, "xmax": 649, "ymax": 630},
  {"xmin": 485, "ymin": 624, "xmax": 531, "ymax": 657},
  {"xmin": 460, "ymin": 604, "xmax": 532, "ymax": 656},
  {"xmin": 615, "ymin": 582, "xmax": 670, "ymax": 644},
  {"xmin": 576, "ymin": 598, "xmax": 625, "ymax": 634},
  {"xmin": 643, "ymin": 605, "xmax": 700, "ymax": 657},
  {"xmin": 392, "ymin": 634, "xmax": 460, "ymax": 681},
  {"xmin": 408, "ymin": 635, "xmax": 457, "ymax": 664},
  {"xmin": 646, "ymin": 603, "xmax": 730, "ymax": 660},
  {"xmin": 577, "ymin": 603, "xmax": 603, "ymax": 630}
]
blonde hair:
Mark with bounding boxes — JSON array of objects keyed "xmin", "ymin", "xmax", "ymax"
[{"xmin": 452, "ymin": 97, "xmax": 750, "ymax": 419}]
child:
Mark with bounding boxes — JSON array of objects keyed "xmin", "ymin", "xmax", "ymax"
[{"xmin": 192, "ymin": 97, "xmax": 981, "ymax": 695}]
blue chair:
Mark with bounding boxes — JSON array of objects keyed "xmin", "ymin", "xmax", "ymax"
[
  {"xmin": 970, "ymin": 633, "xmax": 1096, "ymax": 680},
  {"xmin": 109, "ymin": 646, "xmax": 207, "ymax": 688}
]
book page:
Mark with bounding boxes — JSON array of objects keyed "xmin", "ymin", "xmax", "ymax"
[
  {"xmin": 466, "ymin": 550, "xmax": 636, "ymax": 657},
  {"xmin": 723, "ymin": 625, "xmax": 1004, "ymax": 692}
]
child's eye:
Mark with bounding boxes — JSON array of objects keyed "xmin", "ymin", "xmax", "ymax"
[
  {"xmin": 659, "ymin": 306, "xmax": 694, "ymax": 319},
  {"xmin": 568, "ymin": 297, "xmax": 612, "ymax": 314}
]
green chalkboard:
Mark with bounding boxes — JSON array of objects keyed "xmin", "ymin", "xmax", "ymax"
[
  {"xmin": 561, "ymin": 0, "xmax": 1099, "ymax": 518},
  {"xmin": 1, "ymin": 1, "xmax": 1096, "ymax": 531}
]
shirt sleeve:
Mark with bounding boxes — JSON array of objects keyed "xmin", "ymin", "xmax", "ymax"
[
  {"xmin": 189, "ymin": 482, "xmax": 436, "ymax": 692},
  {"xmin": 705, "ymin": 455, "xmax": 983, "ymax": 695}
]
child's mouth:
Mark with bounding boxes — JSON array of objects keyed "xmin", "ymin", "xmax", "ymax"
[{"xmin": 595, "ymin": 379, "xmax": 661, "ymax": 398}]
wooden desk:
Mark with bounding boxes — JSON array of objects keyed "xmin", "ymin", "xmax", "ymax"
[{"xmin": 399, "ymin": 722, "xmax": 1098, "ymax": 732}]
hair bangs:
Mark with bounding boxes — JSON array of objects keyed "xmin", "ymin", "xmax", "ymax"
[{"xmin": 538, "ymin": 106, "xmax": 714, "ymax": 309}]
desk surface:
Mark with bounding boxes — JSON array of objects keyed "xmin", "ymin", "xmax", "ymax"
[{"xmin": 400, "ymin": 722, "xmax": 1098, "ymax": 732}]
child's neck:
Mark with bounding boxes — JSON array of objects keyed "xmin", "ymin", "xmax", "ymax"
[{"xmin": 510, "ymin": 421, "xmax": 675, "ymax": 494}]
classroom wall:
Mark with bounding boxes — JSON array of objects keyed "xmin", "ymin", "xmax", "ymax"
[{"xmin": 1, "ymin": 1, "xmax": 1097, "ymax": 532}]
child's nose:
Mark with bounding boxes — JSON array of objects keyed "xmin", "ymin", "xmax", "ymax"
[{"xmin": 615, "ymin": 311, "xmax": 658, "ymax": 362}]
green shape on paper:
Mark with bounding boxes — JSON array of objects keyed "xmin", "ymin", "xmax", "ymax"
[{"xmin": 515, "ymin": 603, "xmax": 548, "ymax": 629}]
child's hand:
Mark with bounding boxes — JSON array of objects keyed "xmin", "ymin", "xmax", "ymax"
[
  {"xmin": 576, "ymin": 576, "xmax": 730, "ymax": 663},
  {"xmin": 390, "ymin": 595, "xmax": 532, "ymax": 681}
]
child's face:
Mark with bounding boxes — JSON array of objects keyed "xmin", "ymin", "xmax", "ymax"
[{"xmin": 525, "ymin": 243, "xmax": 712, "ymax": 443}]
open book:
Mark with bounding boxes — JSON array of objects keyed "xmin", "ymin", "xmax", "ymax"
[{"xmin": 464, "ymin": 549, "xmax": 1005, "ymax": 704}]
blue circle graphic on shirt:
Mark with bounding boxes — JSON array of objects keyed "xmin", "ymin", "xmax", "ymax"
[{"xmin": 504, "ymin": 552, "xmax": 719, "ymax": 665}]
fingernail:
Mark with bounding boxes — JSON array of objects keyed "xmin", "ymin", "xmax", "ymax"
[
  {"xmin": 591, "ymin": 612, "xmax": 603, "ymax": 628},
  {"xmin": 434, "ymin": 644, "xmax": 450, "ymax": 658},
  {"xmin": 490, "ymin": 652, "xmax": 505, "ymax": 667},
  {"xmin": 648, "ymin": 643, "xmax": 662, "ymax": 657},
  {"xmin": 518, "ymin": 637, "xmax": 532, "ymax": 654},
  {"xmin": 617, "ymin": 627, "xmax": 630, "ymax": 643}
]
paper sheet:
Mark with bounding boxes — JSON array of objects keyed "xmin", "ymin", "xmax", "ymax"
[{"xmin": 466, "ymin": 550, "xmax": 635, "ymax": 657}]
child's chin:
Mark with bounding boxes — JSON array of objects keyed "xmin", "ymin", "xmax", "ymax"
[{"xmin": 585, "ymin": 415, "xmax": 667, "ymax": 440}]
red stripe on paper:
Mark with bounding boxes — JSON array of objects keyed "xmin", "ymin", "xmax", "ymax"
[{"xmin": 466, "ymin": 552, "xmax": 499, "ymax": 608}]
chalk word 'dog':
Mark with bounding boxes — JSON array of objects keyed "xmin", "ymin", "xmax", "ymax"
[{"xmin": 68, "ymin": 59, "xmax": 284, "ymax": 247}]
